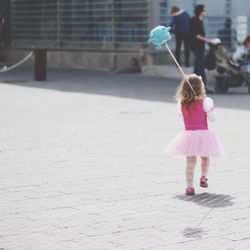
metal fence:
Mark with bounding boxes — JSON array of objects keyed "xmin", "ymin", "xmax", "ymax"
[
  {"xmin": 10, "ymin": 0, "xmax": 149, "ymax": 50},
  {"xmin": 9, "ymin": 0, "xmax": 247, "ymax": 51}
]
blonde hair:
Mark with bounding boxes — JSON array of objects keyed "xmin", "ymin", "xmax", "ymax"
[{"xmin": 176, "ymin": 74, "xmax": 206, "ymax": 108}]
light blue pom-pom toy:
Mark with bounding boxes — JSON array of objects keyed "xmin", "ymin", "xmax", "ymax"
[
  {"xmin": 147, "ymin": 26, "xmax": 172, "ymax": 50},
  {"xmin": 148, "ymin": 25, "xmax": 196, "ymax": 95}
]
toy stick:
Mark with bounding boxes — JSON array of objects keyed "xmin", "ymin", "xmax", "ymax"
[{"xmin": 148, "ymin": 26, "xmax": 196, "ymax": 96}]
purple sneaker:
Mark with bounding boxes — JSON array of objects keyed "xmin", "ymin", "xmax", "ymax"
[
  {"xmin": 186, "ymin": 187, "xmax": 195, "ymax": 195},
  {"xmin": 200, "ymin": 176, "xmax": 208, "ymax": 188}
]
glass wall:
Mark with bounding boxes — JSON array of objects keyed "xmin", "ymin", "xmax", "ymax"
[
  {"xmin": 9, "ymin": 0, "xmax": 250, "ymax": 50},
  {"xmin": 159, "ymin": 0, "xmax": 238, "ymax": 49},
  {"xmin": 10, "ymin": 0, "xmax": 149, "ymax": 49}
]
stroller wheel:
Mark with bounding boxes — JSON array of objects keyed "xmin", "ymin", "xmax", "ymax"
[
  {"xmin": 215, "ymin": 76, "xmax": 228, "ymax": 94},
  {"xmin": 215, "ymin": 83, "xmax": 225, "ymax": 94},
  {"xmin": 217, "ymin": 66, "xmax": 226, "ymax": 75}
]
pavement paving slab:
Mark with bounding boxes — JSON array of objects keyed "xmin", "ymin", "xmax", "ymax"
[{"xmin": 0, "ymin": 68, "xmax": 250, "ymax": 250}]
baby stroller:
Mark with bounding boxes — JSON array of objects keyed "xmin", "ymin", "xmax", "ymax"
[{"xmin": 205, "ymin": 43, "xmax": 250, "ymax": 94}]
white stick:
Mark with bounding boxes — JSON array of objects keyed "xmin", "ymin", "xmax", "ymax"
[{"xmin": 165, "ymin": 44, "xmax": 196, "ymax": 96}]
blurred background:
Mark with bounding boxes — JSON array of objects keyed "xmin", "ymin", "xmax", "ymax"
[{"xmin": 0, "ymin": 0, "xmax": 249, "ymax": 72}]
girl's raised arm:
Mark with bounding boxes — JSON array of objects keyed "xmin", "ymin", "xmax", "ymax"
[{"xmin": 203, "ymin": 97, "xmax": 218, "ymax": 121}]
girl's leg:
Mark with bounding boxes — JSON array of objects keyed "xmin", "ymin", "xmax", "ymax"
[
  {"xmin": 186, "ymin": 156, "xmax": 197, "ymax": 188},
  {"xmin": 201, "ymin": 157, "xmax": 209, "ymax": 177},
  {"xmin": 200, "ymin": 157, "xmax": 209, "ymax": 187}
]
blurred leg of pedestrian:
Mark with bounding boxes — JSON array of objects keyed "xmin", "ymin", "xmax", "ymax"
[
  {"xmin": 175, "ymin": 32, "xmax": 183, "ymax": 65},
  {"xmin": 192, "ymin": 49, "xmax": 214, "ymax": 93},
  {"xmin": 183, "ymin": 32, "xmax": 190, "ymax": 67},
  {"xmin": 192, "ymin": 49, "xmax": 206, "ymax": 84}
]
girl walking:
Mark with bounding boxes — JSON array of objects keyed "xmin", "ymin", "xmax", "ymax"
[{"xmin": 166, "ymin": 74, "xmax": 224, "ymax": 195}]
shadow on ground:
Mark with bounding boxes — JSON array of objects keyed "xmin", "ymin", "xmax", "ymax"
[
  {"xmin": 175, "ymin": 193, "xmax": 234, "ymax": 239},
  {"xmin": 182, "ymin": 227, "xmax": 206, "ymax": 239},
  {"xmin": 175, "ymin": 192, "xmax": 234, "ymax": 208},
  {"xmin": 1, "ymin": 67, "xmax": 250, "ymax": 110}
]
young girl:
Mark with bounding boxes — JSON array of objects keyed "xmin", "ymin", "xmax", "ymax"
[{"xmin": 166, "ymin": 74, "xmax": 224, "ymax": 195}]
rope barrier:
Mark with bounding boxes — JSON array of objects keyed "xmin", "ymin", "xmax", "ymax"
[{"xmin": 0, "ymin": 52, "xmax": 33, "ymax": 73}]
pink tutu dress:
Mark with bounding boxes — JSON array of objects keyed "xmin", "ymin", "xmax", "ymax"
[{"xmin": 165, "ymin": 97, "xmax": 224, "ymax": 157}]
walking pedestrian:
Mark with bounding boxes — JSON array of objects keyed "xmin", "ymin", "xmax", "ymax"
[
  {"xmin": 0, "ymin": 15, "xmax": 5, "ymax": 46},
  {"xmin": 170, "ymin": 6, "xmax": 190, "ymax": 67},
  {"xmin": 165, "ymin": 74, "xmax": 224, "ymax": 195},
  {"xmin": 218, "ymin": 18, "xmax": 235, "ymax": 49},
  {"xmin": 189, "ymin": 4, "xmax": 214, "ymax": 93}
]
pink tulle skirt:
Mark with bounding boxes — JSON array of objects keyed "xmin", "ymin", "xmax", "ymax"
[{"xmin": 165, "ymin": 129, "xmax": 224, "ymax": 157}]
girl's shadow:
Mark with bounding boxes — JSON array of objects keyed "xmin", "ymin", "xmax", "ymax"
[
  {"xmin": 175, "ymin": 192, "xmax": 234, "ymax": 208},
  {"xmin": 175, "ymin": 193, "xmax": 234, "ymax": 239},
  {"xmin": 182, "ymin": 227, "xmax": 205, "ymax": 239}
]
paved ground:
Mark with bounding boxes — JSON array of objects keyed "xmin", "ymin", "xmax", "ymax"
[{"xmin": 0, "ymin": 67, "xmax": 250, "ymax": 250}]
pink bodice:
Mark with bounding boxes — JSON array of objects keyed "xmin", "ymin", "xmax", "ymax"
[{"xmin": 182, "ymin": 100, "xmax": 208, "ymax": 130}]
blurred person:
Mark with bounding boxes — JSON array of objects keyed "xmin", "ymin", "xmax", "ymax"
[
  {"xmin": 170, "ymin": 6, "xmax": 190, "ymax": 67},
  {"xmin": 218, "ymin": 18, "xmax": 234, "ymax": 48},
  {"xmin": 0, "ymin": 15, "xmax": 5, "ymax": 46},
  {"xmin": 189, "ymin": 4, "xmax": 215, "ymax": 93},
  {"xmin": 165, "ymin": 74, "xmax": 224, "ymax": 195},
  {"xmin": 232, "ymin": 35, "xmax": 250, "ymax": 71}
]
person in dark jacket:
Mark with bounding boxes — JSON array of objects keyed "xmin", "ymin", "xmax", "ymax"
[
  {"xmin": 0, "ymin": 15, "xmax": 5, "ymax": 46},
  {"xmin": 218, "ymin": 18, "xmax": 234, "ymax": 48},
  {"xmin": 170, "ymin": 6, "xmax": 190, "ymax": 67},
  {"xmin": 189, "ymin": 4, "xmax": 214, "ymax": 93}
]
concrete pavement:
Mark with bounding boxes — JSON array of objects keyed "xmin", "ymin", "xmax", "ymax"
[{"xmin": 0, "ymin": 68, "xmax": 250, "ymax": 250}]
